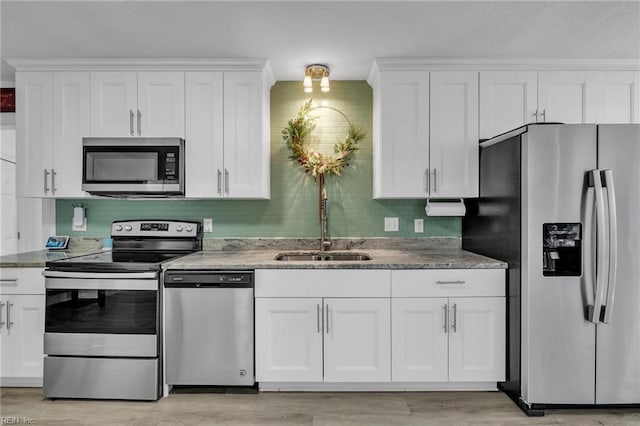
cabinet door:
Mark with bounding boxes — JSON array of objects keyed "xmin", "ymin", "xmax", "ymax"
[
  {"xmin": 374, "ymin": 71, "xmax": 429, "ymax": 198},
  {"xmin": 223, "ymin": 72, "xmax": 268, "ymax": 198},
  {"xmin": 52, "ymin": 72, "xmax": 91, "ymax": 198},
  {"xmin": 592, "ymin": 71, "xmax": 640, "ymax": 124},
  {"xmin": 448, "ymin": 297, "xmax": 505, "ymax": 382},
  {"xmin": 137, "ymin": 72, "xmax": 185, "ymax": 137},
  {"xmin": 185, "ymin": 72, "xmax": 224, "ymax": 198},
  {"xmin": 479, "ymin": 71, "xmax": 538, "ymax": 139},
  {"xmin": 2, "ymin": 295, "xmax": 45, "ymax": 379},
  {"xmin": 538, "ymin": 71, "xmax": 596, "ymax": 124},
  {"xmin": 90, "ymin": 71, "xmax": 137, "ymax": 136},
  {"xmin": 430, "ymin": 71, "xmax": 479, "ymax": 198},
  {"xmin": 16, "ymin": 72, "xmax": 53, "ymax": 197},
  {"xmin": 0, "ymin": 161, "xmax": 18, "ymax": 255},
  {"xmin": 324, "ymin": 298, "xmax": 391, "ymax": 382},
  {"xmin": 392, "ymin": 298, "xmax": 448, "ymax": 382},
  {"xmin": 255, "ymin": 298, "xmax": 323, "ymax": 382}
]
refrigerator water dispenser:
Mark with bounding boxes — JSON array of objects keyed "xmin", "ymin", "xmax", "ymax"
[{"xmin": 543, "ymin": 223, "xmax": 582, "ymax": 276}]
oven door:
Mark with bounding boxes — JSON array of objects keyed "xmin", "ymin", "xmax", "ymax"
[{"xmin": 43, "ymin": 271, "xmax": 159, "ymax": 357}]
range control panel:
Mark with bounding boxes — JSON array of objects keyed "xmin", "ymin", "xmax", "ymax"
[{"xmin": 111, "ymin": 220, "xmax": 201, "ymax": 237}]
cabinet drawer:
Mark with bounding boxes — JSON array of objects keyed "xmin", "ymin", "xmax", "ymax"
[
  {"xmin": 255, "ymin": 269, "xmax": 391, "ymax": 298},
  {"xmin": 0, "ymin": 268, "xmax": 45, "ymax": 295},
  {"xmin": 391, "ymin": 269, "xmax": 504, "ymax": 297}
]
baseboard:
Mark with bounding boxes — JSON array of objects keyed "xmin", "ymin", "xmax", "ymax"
[
  {"xmin": 258, "ymin": 382, "xmax": 499, "ymax": 392},
  {"xmin": 0, "ymin": 377, "xmax": 43, "ymax": 387}
]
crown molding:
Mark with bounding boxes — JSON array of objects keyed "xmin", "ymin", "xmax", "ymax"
[
  {"xmin": 371, "ymin": 58, "xmax": 640, "ymax": 72},
  {"xmin": 6, "ymin": 58, "xmax": 271, "ymax": 73}
]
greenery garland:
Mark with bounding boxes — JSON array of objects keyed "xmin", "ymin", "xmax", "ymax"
[{"xmin": 282, "ymin": 99, "xmax": 365, "ymax": 182}]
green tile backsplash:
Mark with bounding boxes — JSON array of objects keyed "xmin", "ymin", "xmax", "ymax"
[{"xmin": 56, "ymin": 81, "xmax": 461, "ymax": 239}]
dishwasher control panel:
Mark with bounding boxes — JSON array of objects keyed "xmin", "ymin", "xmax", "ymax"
[{"xmin": 164, "ymin": 270, "xmax": 253, "ymax": 288}]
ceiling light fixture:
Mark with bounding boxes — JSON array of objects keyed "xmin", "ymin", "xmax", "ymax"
[{"xmin": 303, "ymin": 64, "xmax": 330, "ymax": 93}]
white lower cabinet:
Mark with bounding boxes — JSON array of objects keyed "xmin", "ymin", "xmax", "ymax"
[
  {"xmin": 255, "ymin": 297, "xmax": 390, "ymax": 383},
  {"xmin": 0, "ymin": 268, "xmax": 45, "ymax": 386}
]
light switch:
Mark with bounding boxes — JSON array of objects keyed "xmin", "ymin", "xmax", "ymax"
[
  {"xmin": 414, "ymin": 219, "xmax": 424, "ymax": 233},
  {"xmin": 203, "ymin": 218, "xmax": 213, "ymax": 233},
  {"xmin": 384, "ymin": 217, "xmax": 399, "ymax": 232}
]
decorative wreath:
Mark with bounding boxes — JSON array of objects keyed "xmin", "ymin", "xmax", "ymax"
[{"xmin": 282, "ymin": 99, "xmax": 365, "ymax": 182}]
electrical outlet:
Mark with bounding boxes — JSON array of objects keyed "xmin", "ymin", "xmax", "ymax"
[
  {"xmin": 414, "ymin": 219, "xmax": 424, "ymax": 233},
  {"xmin": 384, "ymin": 217, "xmax": 399, "ymax": 232},
  {"xmin": 203, "ymin": 218, "xmax": 213, "ymax": 233}
]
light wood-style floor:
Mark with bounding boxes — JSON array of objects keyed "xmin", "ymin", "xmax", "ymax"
[{"xmin": 2, "ymin": 388, "xmax": 640, "ymax": 425}]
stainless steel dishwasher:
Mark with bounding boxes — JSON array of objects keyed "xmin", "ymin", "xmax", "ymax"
[{"xmin": 164, "ymin": 270, "xmax": 254, "ymax": 386}]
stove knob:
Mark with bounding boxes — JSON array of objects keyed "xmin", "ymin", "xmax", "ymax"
[
  {"xmin": 176, "ymin": 226, "xmax": 183, "ymax": 232},
  {"xmin": 124, "ymin": 225, "xmax": 133, "ymax": 231},
  {"xmin": 114, "ymin": 225, "xmax": 123, "ymax": 231},
  {"xmin": 186, "ymin": 226, "xmax": 193, "ymax": 232}
]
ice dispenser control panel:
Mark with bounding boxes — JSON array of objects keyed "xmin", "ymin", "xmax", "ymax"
[{"xmin": 543, "ymin": 223, "xmax": 581, "ymax": 277}]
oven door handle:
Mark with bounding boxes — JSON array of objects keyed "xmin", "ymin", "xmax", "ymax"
[
  {"xmin": 43, "ymin": 271, "xmax": 158, "ymax": 280},
  {"xmin": 45, "ymin": 278, "xmax": 158, "ymax": 291}
]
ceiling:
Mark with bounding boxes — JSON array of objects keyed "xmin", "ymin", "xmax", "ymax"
[{"xmin": 1, "ymin": 1, "xmax": 639, "ymax": 82}]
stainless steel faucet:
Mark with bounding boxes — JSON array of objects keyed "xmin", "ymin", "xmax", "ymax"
[{"xmin": 320, "ymin": 187, "xmax": 331, "ymax": 251}]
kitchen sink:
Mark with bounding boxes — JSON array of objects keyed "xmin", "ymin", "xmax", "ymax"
[{"xmin": 275, "ymin": 252, "xmax": 372, "ymax": 262}]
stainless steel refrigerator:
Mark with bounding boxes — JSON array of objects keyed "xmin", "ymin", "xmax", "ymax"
[{"xmin": 463, "ymin": 124, "xmax": 640, "ymax": 416}]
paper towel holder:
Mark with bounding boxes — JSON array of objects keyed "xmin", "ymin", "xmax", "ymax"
[
  {"xmin": 425, "ymin": 198, "xmax": 466, "ymax": 217},
  {"xmin": 72, "ymin": 205, "xmax": 87, "ymax": 231}
]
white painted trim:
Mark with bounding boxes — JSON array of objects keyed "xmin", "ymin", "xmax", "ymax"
[
  {"xmin": 258, "ymin": 382, "xmax": 499, "ymax": 392},
  {"xmin": 6, "ymin": 58, "xmax": 271, "ymax": 73},
  {"xmin": 372, "ymin": 58, "xmax": 640, "ymax": 72}
]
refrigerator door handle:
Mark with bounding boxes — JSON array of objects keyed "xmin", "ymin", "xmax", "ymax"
[
  {"xmin": 590, "ymin": 169, "xmax": 608, "ymax": 324},
  {"xmin": 602, "ymin": 169, "xmax": 618, "ymax": 324}
]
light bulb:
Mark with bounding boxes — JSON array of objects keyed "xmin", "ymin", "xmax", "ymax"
[
  {"xmin": 303, "ymin": 75, "xmax": 312, "ymax": 92},
  {"xmin": 320, "ymin": 76, "xmax": 330, "ymax": 92}
]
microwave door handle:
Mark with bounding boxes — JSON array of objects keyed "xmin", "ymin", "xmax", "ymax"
[{"xmin": 602, "ymin": 170, "xmax": 618, "ymax": 324}]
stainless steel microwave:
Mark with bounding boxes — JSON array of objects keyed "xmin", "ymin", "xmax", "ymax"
[{"xmin": 82, "ymin": 137, "xmax": 185, "ymax": 196}]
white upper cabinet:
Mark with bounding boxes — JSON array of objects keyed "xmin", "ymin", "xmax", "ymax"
[
  {"xmin": 374, "ymin": 71, "xmax": 430, "ymax": 198},
  {"xmin": 185, "ymin": 71, "xmax": 270, "ymax": 199},
  {"xmin": 538, "ymin": 71, "xmax": 596, "ymax": 124},
  {"xmin": 90, "ymin": 71, "xmax": 185, "ymax": 137},
  {"xmin": 223, "ymin": 72, "xmax": 269, "ymax": 199},
  {"xmin": 430, "ymin": 71, "xmax": 479, "ymax": 198},
  {"xmin": 16, "ymin": 72, "xmax": 89, "ymax": 198},
  {"xmin": 370, "ymin": 67, "xmax": 478, "ymax": 199},
  {"xmin": 479, "ymin": 71, "xmax": 538, "ymax": 139},
  {"xmin": 593, "ymin": 71, "xmax": 640, "ymax": 124}
]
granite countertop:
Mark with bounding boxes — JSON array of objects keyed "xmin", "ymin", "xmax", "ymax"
[
  {"xmin": 0, "ymin": 248, "xmax": 105, "ymax": 268},
  {"xmin": 163, "ymin": 248, "xmax": 507, "ymax": 270}
]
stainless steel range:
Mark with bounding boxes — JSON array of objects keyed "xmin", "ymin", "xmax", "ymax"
[{"xmin": 43, "ymin": 220, "xmax": 202, "ymax": 401}]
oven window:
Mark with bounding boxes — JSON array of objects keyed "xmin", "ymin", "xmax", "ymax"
[
  {"xmin": 85, "ymin": 151, "xmax": 159, "ymax": 182},
  {"xmin": 45, "ymin": 289, "xmax": 157, "ymax": 334}
]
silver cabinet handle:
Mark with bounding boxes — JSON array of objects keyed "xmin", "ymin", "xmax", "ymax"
[
  {"xmin": 43, "ymin": 169, "xmax": 50, "ymax": 194},
  {"xmin": 443, "ymin": 304, "xmax": 448, "ymax": 333},
  {"xmin": 325, "ymin": 304, "xmax": 329, "ymax": 334},
  {"xmin": 217, "ymin": 169, "xmax": 222, "ymax": 195},
  {"xmin": 425, "ymin": 168, "xmax": 430, "ymax": 194},
  {"xmin": 432, "ymin": 168, "xmax": 437, "ymax": 193},
  {"xmin": 532, "ymin": 110, "xmax": 539, "ymax": 122},
  {"xmin": 51, "ymin": 168, "xmax": 57, "ymax": 194},
  {"xmin": 6, "ymin": 301, "xmax": 13, "ymax": 330},
  {"xmin": 451, "ymin": 303, "xmax": 457, "ymax": 333},
  {"xmin": 436, "ymin": 280, "xmax": 466, "ymax": 285},
  {"xmin": 130, "ymin": 110, "xmax": 135, "ymax": 135},
  {"xmin": 540, "ymin": 109, "xmax": 546, "ymax": 123},
  {"xmin": 137, "ymin": 109, "xmax": 142, "ymax": 136},
  {"xmin": 0, "ymin": 302, "xmax": 5, "ymax": 328},
  {"xmin": 317, "ymin": 304, "xmax": 321, "ymax": 334},
  {"xmin": 224, "ymin": 169, "xmax": 229, "ymax": 195}
]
